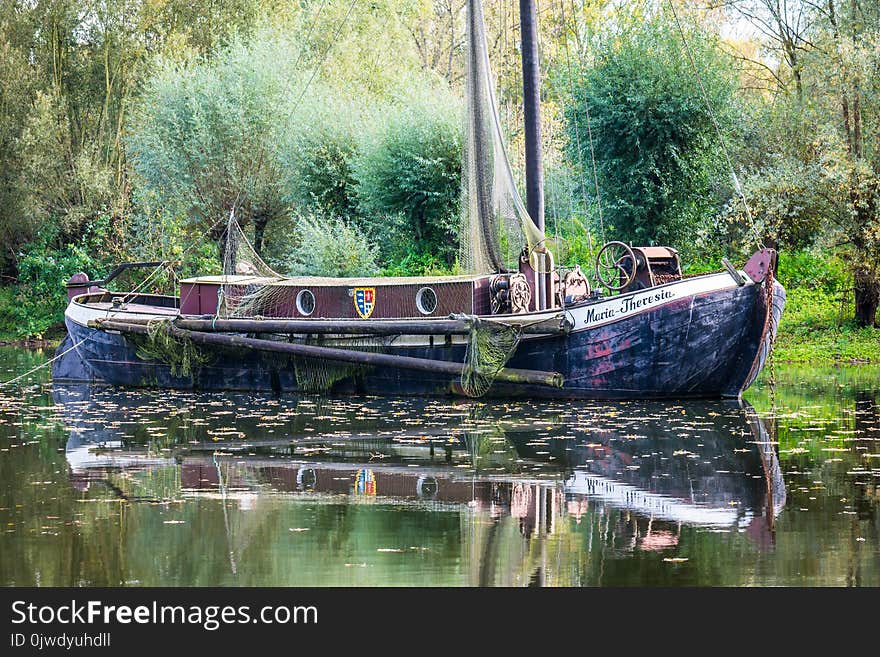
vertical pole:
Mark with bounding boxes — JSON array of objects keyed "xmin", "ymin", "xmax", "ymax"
[{"xmin": 519, "ymin": 0, "xmax": 544, "ymax": 231}]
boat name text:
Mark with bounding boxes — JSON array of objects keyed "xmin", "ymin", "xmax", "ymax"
[{"xmin": 583, "ymin": 289, "xmax": 675, "ymax": 325}]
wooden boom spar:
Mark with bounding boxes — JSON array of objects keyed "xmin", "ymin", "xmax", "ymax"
[{"xmin": 93, "ymin": 319, "xmax": 565, "ymax": 389}]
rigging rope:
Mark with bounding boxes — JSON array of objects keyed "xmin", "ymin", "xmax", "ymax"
[
  {"xmin": 285, "ymin": 0, "xmax": 330, "ymax": 91},
  {"xmin": 282, "ymin": 0, "xmax": 359, "ymax": 128},
  {"xmin": 568, "ymin": 0, "xmax": 608, "ymax": 248},
  {"xmin": 462, "ymin": 0, "xmax": 551, "ymax": 275},
  {"xmin": 228, "ymin": 0, "xmax": 358, "ymax": 238},
  {"xmin": 664, "ymin": 0, "xmax": 764, "ymax": 250},
  {"xmin": 765, "ymin": 267, "xmax": 778, "ymax": 424}
]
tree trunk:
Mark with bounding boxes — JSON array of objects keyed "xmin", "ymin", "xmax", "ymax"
[
  {"xmin": 854, "ymin": 266, "xmax": 880, "ymax": 327},
  {"xmin": 253, "ymin": 212, "xmax": 269, "ymax": 257},
  {"xmin": 213, "ymin": 226, "xmax": 229, "ymax": 274}
]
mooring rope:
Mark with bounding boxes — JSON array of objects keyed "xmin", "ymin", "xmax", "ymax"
[
  {"xmin": 0, "ymin": 336, "xmax": 92, "ymax": 389},
  {"xmin": 0, "ymin": 214, "xmax": 229, "ymax": 389},
  {"xmin": 766, "ymin": 267, "xmax": 778, "ymax": 418}
]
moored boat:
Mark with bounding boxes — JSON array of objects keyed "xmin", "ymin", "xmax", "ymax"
[
  {"xmin": 53, "ymin": 244, "xmax": 783, "ymax": 398},
  {"xmin": 51, "ymin": 0, "xmax": 785, "ymax": 400}
]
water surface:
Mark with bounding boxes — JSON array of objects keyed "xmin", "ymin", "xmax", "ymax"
[{"xmin": 1, "ymin": 346, "xmax": 878, "ymax": 586}]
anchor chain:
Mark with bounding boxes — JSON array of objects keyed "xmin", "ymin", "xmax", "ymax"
[{"xmin": 765, "ymin": 266, "xmax": 778, "ymax": 427}]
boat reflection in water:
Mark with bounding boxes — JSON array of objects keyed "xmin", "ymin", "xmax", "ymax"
[{"xmin": 55, "ymin": 384, "xmax": 786, "ymax": 583}]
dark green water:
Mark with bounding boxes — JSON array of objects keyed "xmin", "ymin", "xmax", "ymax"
[{"xmin": 1, "ymin": 346, "xmax": 878, "ymax": 586}]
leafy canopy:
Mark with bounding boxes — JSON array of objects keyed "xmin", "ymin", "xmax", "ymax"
[{"xmin": 564, "ymin": 11, "xmax": 741, "ymax": 248}]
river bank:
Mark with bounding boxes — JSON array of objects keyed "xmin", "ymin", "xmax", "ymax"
[{"xmin": 772, "ymin": 325, "xmax": 879, "ymax": 364}]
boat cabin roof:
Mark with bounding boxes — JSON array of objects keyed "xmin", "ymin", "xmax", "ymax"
[
  {"xmin": 635, "ymin": 246, "xmax": 678, "ymax": 259},
  {"xmin": 179, "ymin": 274, "xmax": 489, "ymax": 287}
]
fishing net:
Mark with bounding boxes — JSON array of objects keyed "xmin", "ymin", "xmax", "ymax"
[
  {"xmin": 289, "ymin": 337, "xmax": 385, "ymax": 393},
  {"xmin": 218, "ymin": 212, "xmax": 291, "ymax": 318},
  {"xmin": 131, "ymin": 320, "xmax": 213, "ymax": 380},
  {"xmin": 460, "ymin": 0, "xmax": 546, "ymax": 275},
  {"xmin": 460, "ymin": 317, "xmax": 522, "ymax": 397}
]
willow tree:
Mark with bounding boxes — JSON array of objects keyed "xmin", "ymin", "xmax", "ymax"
[
  {"xmin": 822, "ymin": 0, "xmax": 880, "ymax": 327},
  {"xmin": 127, "ymin": 34, "xmax": 294, "ymax": 257}
]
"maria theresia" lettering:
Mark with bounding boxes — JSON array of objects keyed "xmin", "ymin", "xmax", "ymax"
[{"xmin": 583, "ymin": 289, "xmax": 674, "ymax": 324}]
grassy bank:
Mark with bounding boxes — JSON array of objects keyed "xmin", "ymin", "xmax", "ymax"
[
  {"xmin": 773, "ymin": 323, "xmax": 879, "ymax": 364},
  {"xmin": 769, "ymin": 252, "xmax": 879, "ymax": 365},
  {"xmin": 771, "ymin": 286, "xmax": 880, "ymax": 364}
]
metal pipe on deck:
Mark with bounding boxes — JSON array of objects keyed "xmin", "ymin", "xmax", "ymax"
[{"xmin": 175, "ymin": 317, "xmax": 569, "ymax": 335}]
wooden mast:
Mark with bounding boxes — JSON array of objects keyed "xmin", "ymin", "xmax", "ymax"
[{"xmin": 519, "ymin": 0, "xmax": 544, "ymax": 231}]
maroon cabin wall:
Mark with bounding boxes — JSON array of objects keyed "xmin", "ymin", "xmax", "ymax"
[
  {"xmin": 472, "ymin": 277, "xmax": 491, "ymax": 315},
  {"xmin": 180, "ymin": 283, "xmax": 222, "ymax": 315},
  {"xmin": 179, "ymin": 283, "xmax": 200, "ymax": 315},
  {"xmin": 517, "ymin": 258, "xmax": 552, "ymax": 312},
  {"xmin": 216, "ymin": 464, "xmax": 509, "ymax": 505},
  {"xmin": 67, "ymin": 285, "xmax": 90, "ymax": 301},
  {"xmin": 261, "ymin": 283, "xmax": 475, "ymax": 319},
  {"xmin": 181, "ymin": 279, "xmax": 495, "ymax": 319}
]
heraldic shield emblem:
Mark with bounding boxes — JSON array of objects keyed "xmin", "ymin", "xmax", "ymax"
[{"xmin": 354, "ymin": 287, "xmax": 376, "ymax": 318}]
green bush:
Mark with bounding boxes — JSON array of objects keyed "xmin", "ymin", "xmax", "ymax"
[
  {"xmin": 776, "ymin": 251, "xmax": 848, "ymax": 296},
  {"xmin": 380, "ymin": 251, "xmax": 453, "ymax": 277},
  {"xmin": 353, "ymin": 84, "xmax": 462, "ymax": 266},
  {"xmin": 563, "ymin": 13, "xmax": 740, "ymax": 248},
  {"xmin": 127, "ymin": 30, "xmax": 294, "ymax": 256},
  {"xmin": 4, "ymin": 217, "xmax": 115, "ymax": 338},
  {"xmin": 277, "ymin": 90, "xmax": 361, "ymax": 218},
  {"xmin": 284, "ymin": 213, "xmax": 379, "ymax": 278},
  {"xmin": 544, "ymin": 217, "xmax": 598, "ymax": 270},
  {"xmin": 0, "ymin": 287, "xmax": 17, "ymax": 340}
]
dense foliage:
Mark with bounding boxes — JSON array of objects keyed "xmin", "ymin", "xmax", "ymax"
[
  {"xmin": 353, "ymin": 86, "xmax": 463, "ymax": 265},
  {"xmin": 126, "ymin": 32, "xmax": 293, "ymax": 258},
  {"xmin": 283, "ymin": 213, "xmax": 379, "ymax": 278},
  {"xmin": 564, "ymin": 15, "xmax": 740, "ymax": 248},
  {"xmin": 0, "ymin": 0, "xmax": 878, "ymax": 348}
]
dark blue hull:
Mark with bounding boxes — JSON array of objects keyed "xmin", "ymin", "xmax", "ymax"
[{"xmin": 54, "ymin": 278, "xmax": 785, "ymax": 399}]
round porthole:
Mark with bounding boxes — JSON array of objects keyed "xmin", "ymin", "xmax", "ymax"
[
  {"xmin": 297, "ymin": 468, "xmax": 317, "ymax": 491},
  {"xmin": 296, "ymin": 289, "xmax": 316, "ymax": 316},
  {"xmin": 416, "ymin": 476, "xmax": 439, "ymax": 500},
  {"xmin": 416, "ymin": 287, "xmax": 438, "ymax": 315}
]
